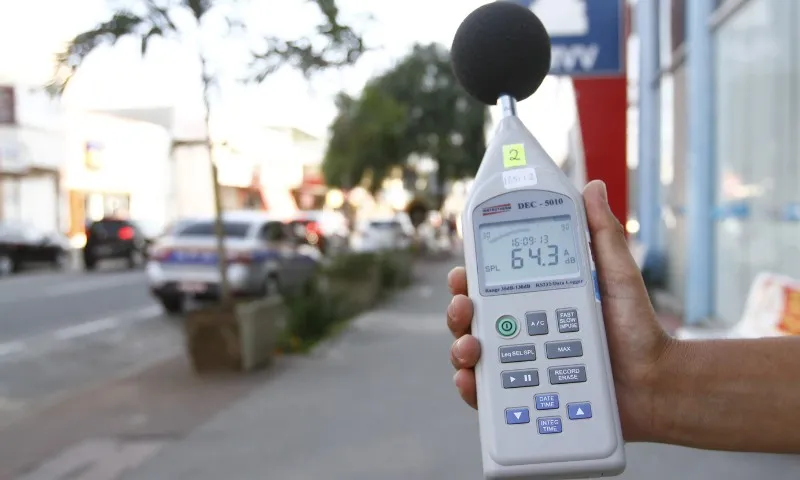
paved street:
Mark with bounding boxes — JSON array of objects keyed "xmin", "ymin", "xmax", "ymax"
[{"xmin": 0, "ymin": 263, "xmax": 181, "ymax": 428}]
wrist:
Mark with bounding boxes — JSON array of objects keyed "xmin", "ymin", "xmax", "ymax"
[{"xmin": 635, "ymin": 336, "xmax": 693, "ymax": 444}]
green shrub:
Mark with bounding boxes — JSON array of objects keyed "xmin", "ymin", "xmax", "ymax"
[
  {"xmin": 277, "ymin": 250, "xmax": 414, "ymax": 353},
  {"xmin": 279, "ymin": 278, "xmax": 341, "ymax": 352},
  {"xmin": 322, "ymin": 251, "xmax": 378, "ymax": 280},
  {"xmin": 376, "ymin": 250, "xmax": 413, "ymax": 290}
]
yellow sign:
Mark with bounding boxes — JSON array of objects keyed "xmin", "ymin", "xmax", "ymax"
[
  {"xmin": 778, "ymin": 286, "xmax": 800, "ymax": 335},
  {"xmin": 502, "ymin": 144, "xmax": 527, "ymax": 168},
  {"xmin": 84, "ymin": 142, "xmax": 103, "ymax": 170}
]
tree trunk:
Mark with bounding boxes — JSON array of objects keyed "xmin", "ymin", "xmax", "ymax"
[
  {"xmin": 435, "ymin": 162, "xmax": 447, "ymax": 211},
  {"xmin": 200, "ymin": 55, "xmax": 231, "ymax": 305}
]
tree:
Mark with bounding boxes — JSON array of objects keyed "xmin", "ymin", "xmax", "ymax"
[
  {"xmin": 322, "ymin": 42, "xmax": 488, "ymax": 203},
  {"xmin": 322, "ymin": 87, "xmax": 406, "ymax": 193},
  {"xmin": 50, "ymin": 0, "xmax": 365, "ymax": 305}
]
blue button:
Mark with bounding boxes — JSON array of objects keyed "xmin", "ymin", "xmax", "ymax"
[
  {"xmin": 505, "ymin": 407, "xmax": 530, "ymax": 425},
  {"xmin": 567, "ymin": 402, "xmax": 593, "ymax": 420},
  {"xmin": 537, "ymin": 416, "xmax": 562, "ymax": 434},
  {"xmin": 534, "ymin": 393, "xmax": 560, "ymax": 410}
]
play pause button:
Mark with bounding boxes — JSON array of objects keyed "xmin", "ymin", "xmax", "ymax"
[
  {"xmin": 505, "ymin": 407, "xmax": 530, "ymax": 425},
  {"xmin": 501, "ymin": 369, "xmax": 539, "ymax": 389}
]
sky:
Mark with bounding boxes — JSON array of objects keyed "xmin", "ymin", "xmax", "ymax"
[{"xmin": 0, "ymin": 0, "xmax": 577, "ymax": 161}]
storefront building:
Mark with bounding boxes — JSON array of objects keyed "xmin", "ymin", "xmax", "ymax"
[
  {"xmin": 636, "ymin": 0, "xmax": 800, "ymax": 325},
  {"xmin": 62, "ymin": 110, "xmax": 172, "ymax": 243}
]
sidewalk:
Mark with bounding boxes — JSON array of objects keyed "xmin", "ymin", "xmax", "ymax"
[
  {"xmin": 119, "ymin": 259, "xmax": 798, "ymax": 480},
  {"xmin": 123, "ymin": 258, "xmax": 483, "ymax": 480}
]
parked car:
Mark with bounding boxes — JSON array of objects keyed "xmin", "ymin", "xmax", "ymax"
[
  {"xmin": 0, "ymin": 221, "xmax": 71, "ymax": 276},
  {"xmin": 349, "ymin": 213, "xmax": 414, "ymax": 252},
  {"xmin": 288, "ymin": 210, "xmax": 350, "ymax": 255},
  {"xmin": 82, "ymin": 217, "xmax": 150, "ymax": 271},
  {"xmin": 145, "ymin": 210, "xmax": 322, "ymax": 314}
]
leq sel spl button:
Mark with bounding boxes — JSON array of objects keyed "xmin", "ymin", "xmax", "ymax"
[
  {"xmin": 495, "ymin": 315, "xmax": 520, "ymax": 338},
  {"xmin": 498, "ymin": 344, "xmax": 536, "ymax": 363}
]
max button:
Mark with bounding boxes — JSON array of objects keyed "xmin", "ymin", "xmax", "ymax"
[
  {"xmin": 498, "ymin": 344, "xmax": 536, "ymax": 363},
  {"xmin": 545, "ymin": 340, "xmax": 583, "ymax": 359}
]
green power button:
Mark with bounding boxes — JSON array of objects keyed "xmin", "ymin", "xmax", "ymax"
[{"xmin": 496, "ymin": 315, "xmax": 519, "ymax": 338}]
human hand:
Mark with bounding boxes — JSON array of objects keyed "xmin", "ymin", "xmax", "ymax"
[{"xmin": 446, "ymin": 180, "xmax": 674, "ymax": 442}]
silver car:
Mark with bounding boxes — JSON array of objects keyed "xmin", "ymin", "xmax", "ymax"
[{"xmin": 146, "ymin": 210, "xmax": 322, "ymax": 314}]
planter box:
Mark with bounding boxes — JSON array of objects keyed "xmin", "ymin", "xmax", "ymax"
[
  {"xmin": 183, "ymin": 296, "xmax": 287, "ymax": 374},
  {"xmin": 237, "ymin": 296, "xmax": 287, "ymax": 371}
]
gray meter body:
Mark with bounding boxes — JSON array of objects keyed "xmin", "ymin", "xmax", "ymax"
[{"xmin": 461, "ymin": 111, "xmax": 626, "ymax": 479}]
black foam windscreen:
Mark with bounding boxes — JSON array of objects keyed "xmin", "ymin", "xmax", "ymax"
[{"xmin": 451, "ymin": 2, "xmax": 552, "ymax": 105}]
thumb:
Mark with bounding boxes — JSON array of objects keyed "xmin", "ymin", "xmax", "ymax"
[{"xmin": 582, "ymin": 180, "xmax": 648, "ymax": 301}]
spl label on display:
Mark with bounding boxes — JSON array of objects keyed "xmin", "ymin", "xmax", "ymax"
[{"xmin": 502, "ymin": 167, "xmax": 537, "ymax": 189}]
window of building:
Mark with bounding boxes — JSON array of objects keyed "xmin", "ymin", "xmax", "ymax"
[{"xmin": 713, "ymin": 0, "xmax": 798, "ymax": 324}]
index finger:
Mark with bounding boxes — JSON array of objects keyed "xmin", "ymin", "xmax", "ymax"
[{"xmin": 448, "ymin": 266, "xmax": 468, "ymax": 296}]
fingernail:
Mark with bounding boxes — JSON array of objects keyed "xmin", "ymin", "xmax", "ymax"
[
  {"xmin": 447, "ymin": 298, "xmax": 456, "ymax": 318},
  {"xmin": 452, "ymin": 371, "xmax": 460, "ymax": 386},
  {"xmin": 453, "ymin": 337, "xmax": 464, "ymax": 362},
  {"xmin": 598, "ymin": 181, "xmax": 608, "ymax": 202}
]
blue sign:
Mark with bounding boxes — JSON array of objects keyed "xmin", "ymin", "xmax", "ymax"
[{"xmin": 507, "ymin": 0, "xmax": 625, "ymax": 77}]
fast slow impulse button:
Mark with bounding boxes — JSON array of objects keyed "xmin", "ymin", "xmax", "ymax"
[
  {"xmin": 496, "ymin": 315, "xmax": 519, "ymax": 338},
  {"xmin": 548, "ymin": 365, "xmax": 587, "ymax": 385},
  {"xmin": 556, "ymin": 308, "xmax": 579, "ymax": 333},
  {"xmin": 498, "ymin": 344, "xmax": 536, "ymax": 363}
]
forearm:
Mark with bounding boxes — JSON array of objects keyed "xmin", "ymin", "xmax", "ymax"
[{"xmin": 648, "ymin": 337, "xmax": 800, "ymax": 453}]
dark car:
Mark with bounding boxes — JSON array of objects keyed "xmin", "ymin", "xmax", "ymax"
[
  {"xmin": 0, "ymin": 221, "xmax": 71, "ymax": 276},
  {"xmin": 82, "ymin": 218, "xmax": 149, "ymax": 270},
  {"xmin": 288, "ymin": 210, "xmax": 350, "ymax": 255}
]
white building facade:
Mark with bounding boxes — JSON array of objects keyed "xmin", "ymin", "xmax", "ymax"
[
  {"xmin": 0, "ymin": 85, "xmax": 66, "ymax": 234},
  {"xmin": 0, "ymin": 84, "xmax": 175, "ymax": 242}
]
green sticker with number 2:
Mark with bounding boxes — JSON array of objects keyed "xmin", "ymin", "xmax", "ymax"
[{"xmin": 502, "ymin": 144, "xmax": 527, "ymax": 168}]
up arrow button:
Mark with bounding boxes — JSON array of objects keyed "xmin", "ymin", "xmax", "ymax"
[{"xmin": 567, "ymin": 402, "xmax": 593, "ymax": 420}]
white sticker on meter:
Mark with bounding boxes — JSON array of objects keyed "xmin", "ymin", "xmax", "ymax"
[{"xmin": 502, "ymin": 167, "xmax": 537, "ymax": 189}]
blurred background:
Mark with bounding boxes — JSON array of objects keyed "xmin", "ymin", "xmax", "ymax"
[{"xmin": 0, "ymin": 0, "xmax": 798, "ymax": 479}]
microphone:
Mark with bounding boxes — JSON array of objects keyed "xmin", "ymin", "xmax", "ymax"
[{"xmin": 450, "ymin": 1, "xmax": 552, "ymax": 107}]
